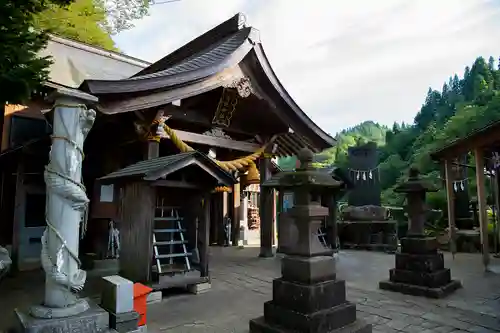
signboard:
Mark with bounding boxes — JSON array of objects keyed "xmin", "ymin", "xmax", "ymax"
[{"xmin": 283, "ymin": 192, "xmax": 294, "ymax": 212}]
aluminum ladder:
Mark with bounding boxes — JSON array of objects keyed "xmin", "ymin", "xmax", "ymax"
[{"xmin": 153, "ymin": 201, "xmax": 191, "ymax": 275}]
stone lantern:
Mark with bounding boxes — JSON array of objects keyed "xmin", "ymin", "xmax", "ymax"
[
  {"xmin": 379, "ymin": 167, "xmax": 462, "ymax": 298},
  {"xmin": 249, "ymin": 148, "xmax": 371, "ymax": 333}
]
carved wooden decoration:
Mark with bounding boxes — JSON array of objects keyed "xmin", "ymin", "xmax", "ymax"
[
  {"xmin": 212, "ymin": 88, "xmax": 239, "ymax": 127},
  {"xmin": 225, "ymin": 76, "xmax": 253, "ymax": 98},
  {"xmin": 202, "ymin": 127, "xmax": 232, "ymax": 139},
  {"xmin": 212, "ymin": 76, "xmax": 254, "ymax": 127}
]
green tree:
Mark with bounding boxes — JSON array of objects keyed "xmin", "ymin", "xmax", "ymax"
[
  {"xmin": 489, "ymin": 56, "xmax": 496, "ymax": 72},
  {"xmin": 0, "ymin": 0, "xmax": 74, "ymax": 148},
  {"xmin": 34, "ymin": 0, "xmax": 116, "ymax": 50},
  {"xmin": 34, "ymin": 0, "xmax": 152, "ymax": 50},
  {"xmin": 101, "ymin": 0, "xmax": 151, "ymax": 34}
]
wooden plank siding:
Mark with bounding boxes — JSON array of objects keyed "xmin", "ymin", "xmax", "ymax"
[{"xmin": 119, "ymin": 182, "xmax": 155, "ymax": 282}]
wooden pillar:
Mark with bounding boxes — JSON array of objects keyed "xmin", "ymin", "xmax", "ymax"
[
  {"xmin": 474, "ymin": 148, "xmax": 490, "ymax": 270},
  {"xmin": 259, "ymin": 157, "xmax": 273, "ymax": 257},
  {"xmin": 11, "ymin": 159, "xmax": 25, "ymax": 272},
  {"xmin": 444, "ymin": 159, "xmax": 457, "ymax": 256},
  {"xmin": 232, "ymin": 182, "xmax": 241, "ymax": 246},
  {"xmin": 276, "ymin": 191, "xmax": 284, "ymax": 252},
  {"xmin": 218, "ymin": 191, "xmax": 228, "ymax": 246},
  {"xmin": 328, "ymin": 195, "xmax": 338, "ymax": 251},
  {"xmin": 495, "ymin": 174, "xmax": 500, "ymax": 254},
  {"xmin": 146, "ymin": 141, "xmax": 160, "ymax": 160},
  {"xmin": 200, "ymin": 193, "xmax": 211, "ymax": 277},
  {"xmin": 272, "ymin": 189, "xmax": 277, "ymax": 246}
]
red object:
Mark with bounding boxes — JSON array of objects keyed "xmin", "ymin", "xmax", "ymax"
[{"xmin": 133, "ymin": 283, "xmax": 153, "ymax": 326}]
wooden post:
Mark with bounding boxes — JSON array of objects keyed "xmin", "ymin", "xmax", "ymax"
[
  {"xmin": 474, "ymin": 148, "xmax": 490, "ymax": 270},
  {"xmin": 259, "ymin": 156, "xmax": 274, "ymax": 257},
  {"xmin": 495, "ymin": 174, "xmax": 500, "ymax": 254},
  {"xmin": 276, "ymin": 191, "xmax": 283, "ymax": 252},
  {"xmin": 232, "ymin": 182, "xmax": 241, "ymax": 246},
  {"xmin": 220, "ymin": 191, "xmax": 228, "ymax": 246},
  {"xmin": 146, "ymin": 142, "xmax": 160, "ymax": 160},
  {"xmin": 444, "ymin": 159, "xmax": 457, "ymax": 257},
  {"xmin": 11, "ymin": 159, "xmax": 25, "ymax": 272},
  {"xmin": 200, "ymin": 193, "xmax": 211, "ymax": 277},
  {"xmin": 272, "ymin": 189, "xmax": 277, "ymax": 246},
  {"xmin": 328, "ymin": 194, "xmax": 338, "ymax": 251}
]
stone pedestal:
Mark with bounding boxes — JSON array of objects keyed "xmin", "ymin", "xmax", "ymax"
[
  {"xmin": 249, "ymin": 148, "xmax": 371, "ymax": 333},
  {"xmin": 250, "ymin": 255, "xmax": 371, "ymax": 332},
  {"xmin": 379, "ymin": 167, "xmax": 462, "ymax": 299},
  {"xmin": 109, "ymin": 311, "xmax": 139, "ymax": 333},
  {"xmin": 379, "ymin": 236, "xmax": 462, "ymax": 298},
  {"xmin": 15, "ymin": 299, "xmax": 109, "ymax": 333}
]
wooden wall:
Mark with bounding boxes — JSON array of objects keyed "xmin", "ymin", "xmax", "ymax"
[{"xmin": 119, "ymin": 182, "xmax": 155, "ymax": 282}]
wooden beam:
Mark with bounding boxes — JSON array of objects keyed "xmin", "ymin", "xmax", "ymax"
[
  {"xmin": 433, "ymin": 124, "xmax": 500, "ymax": 160},
  {"xmin": 474, "ymin": 148, "xmax": 490, "ymax": 270},
  {"xmin": 444, "ymin": 159, "xmax": 457, "ymax": 257},
  {"xmin": 162, "ymin": 105, "xmax": 267, "ymax": 138},
  {"xmin": 151, "ymin": 180, "xmax": 201, "ymax": 189},
  {"xmin": 170, "ymin": 128, "xmax": 261, "ymax": 152}
]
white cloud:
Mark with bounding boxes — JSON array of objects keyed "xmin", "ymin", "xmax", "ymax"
[{"xmin": 114, "ymin": 0, "xmax": 500, "ymax": 134}]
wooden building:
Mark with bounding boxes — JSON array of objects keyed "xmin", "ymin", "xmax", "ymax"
[
  {"xmin": 0, "ymin": 35, "xmax": 149, "ymax": 271},
  {"xmin": 0, "ymin": 14, "xmax": 336, "ymax": 287},
  {"xmin": 431, "ymin": 119, "xmax": 500, "ymax": 271}
]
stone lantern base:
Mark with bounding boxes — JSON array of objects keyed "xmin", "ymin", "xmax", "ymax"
[
  {"xmin": 249, "ymin": 255, "xmax": 372, "ymax": 333},
  {"xmin": 379, "ymin": 236, "xmax": 462, "ymax": 298}
]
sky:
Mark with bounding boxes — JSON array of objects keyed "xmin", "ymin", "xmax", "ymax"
[{"xmin": 114, "ymin": 0, "xmax": 500, "ymax": 135}]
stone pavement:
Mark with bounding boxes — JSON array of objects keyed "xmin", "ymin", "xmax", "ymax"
[
  {"xmin": 147, "ymin": 248, "xmax": 500, "ymax": 333},
  {"xmin": 2, "ymin": 248, "xmax": 500, "ymax": 332}
]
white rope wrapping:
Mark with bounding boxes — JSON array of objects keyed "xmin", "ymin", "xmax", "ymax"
[{"xmin": 40, "ymin": 107, "xmax": 95, "ymax": 293}]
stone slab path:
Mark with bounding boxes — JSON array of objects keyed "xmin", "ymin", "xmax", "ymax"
[
  {"xmin": 147, "ymin": 248, "xmax": 500, "ymax": 333},
  {"xmin": 2, "ymin": 248, "xmax": 500, "ymax": 332}
]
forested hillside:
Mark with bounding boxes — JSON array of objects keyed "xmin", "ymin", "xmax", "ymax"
[
  {"xmin": 278, "ymin": 121, "xmax": 388, "ymax": 171},
  {"xmin": 379, "ymin": 56, "xmax": 500, "ymax": 209},
  {"xmin": 279, "ymin": 56, "xmax": 500, "ymax": 211}
]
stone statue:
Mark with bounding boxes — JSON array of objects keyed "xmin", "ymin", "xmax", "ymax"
[{"xmin": 31, "ymin": 94, "xmax": 96, "ymax": 319}]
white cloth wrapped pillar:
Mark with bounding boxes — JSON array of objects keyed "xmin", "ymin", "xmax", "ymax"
[{"xmin": 31, "ymin": 89, "xmax": 97, "ymax": 319}]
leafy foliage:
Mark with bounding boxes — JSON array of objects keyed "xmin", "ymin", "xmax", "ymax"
[
  {"xmin": 33, "ymin": 0, "xmax": 151, "ymax": 51},
  {"xmin": 34, "ymin": 0, "xmax": 116, "ymax": 50},
  {"xmin": 0, "ymin": 0, "xmax": 73, "ymax": 104},
  {"xmin": 100, "ymin": 0, "xmax": 150, "ymax": 34},
  {"xmin": 278, "ymin": 121, "xmax": 388, "ymax": 171}
]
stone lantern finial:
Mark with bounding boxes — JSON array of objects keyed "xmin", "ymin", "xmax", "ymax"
[
  {"xmin": 409, "ymin": 167, "xmax": 420, "ymax": 179},
  {"xmin": 297, "ymin": 147, "xmax": 314, "ymax": 170}
]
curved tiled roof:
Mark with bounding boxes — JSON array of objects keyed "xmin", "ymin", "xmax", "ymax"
[
  {"xmin": 128, "ymin": 28, "xmax": 250, "ymax": 81},
  {"xmin": 80, "ymin": 13, "xmax": 336, "ymax": 152}
]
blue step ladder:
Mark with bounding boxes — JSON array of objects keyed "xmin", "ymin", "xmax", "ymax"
[{"xmin": 153, "ymin": 200, "xmax": 192, "ymax": 275}]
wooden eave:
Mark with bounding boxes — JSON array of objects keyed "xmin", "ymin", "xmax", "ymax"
[
  {"xmin": 99, "ymin": 151, "xmax": 237, "ymax": 187},
  {"xmin": 430, "ymin": 120, "xmax": 500, "ymax": 160}
]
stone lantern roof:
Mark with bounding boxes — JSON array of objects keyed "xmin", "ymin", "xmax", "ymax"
[
  {"xmin": 262, "ymin": 148, "xmax": 344, "ymax": 190},
  {"xmin": 394, "ymin": 167, "xmax": 438, "ymax": 193}
]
